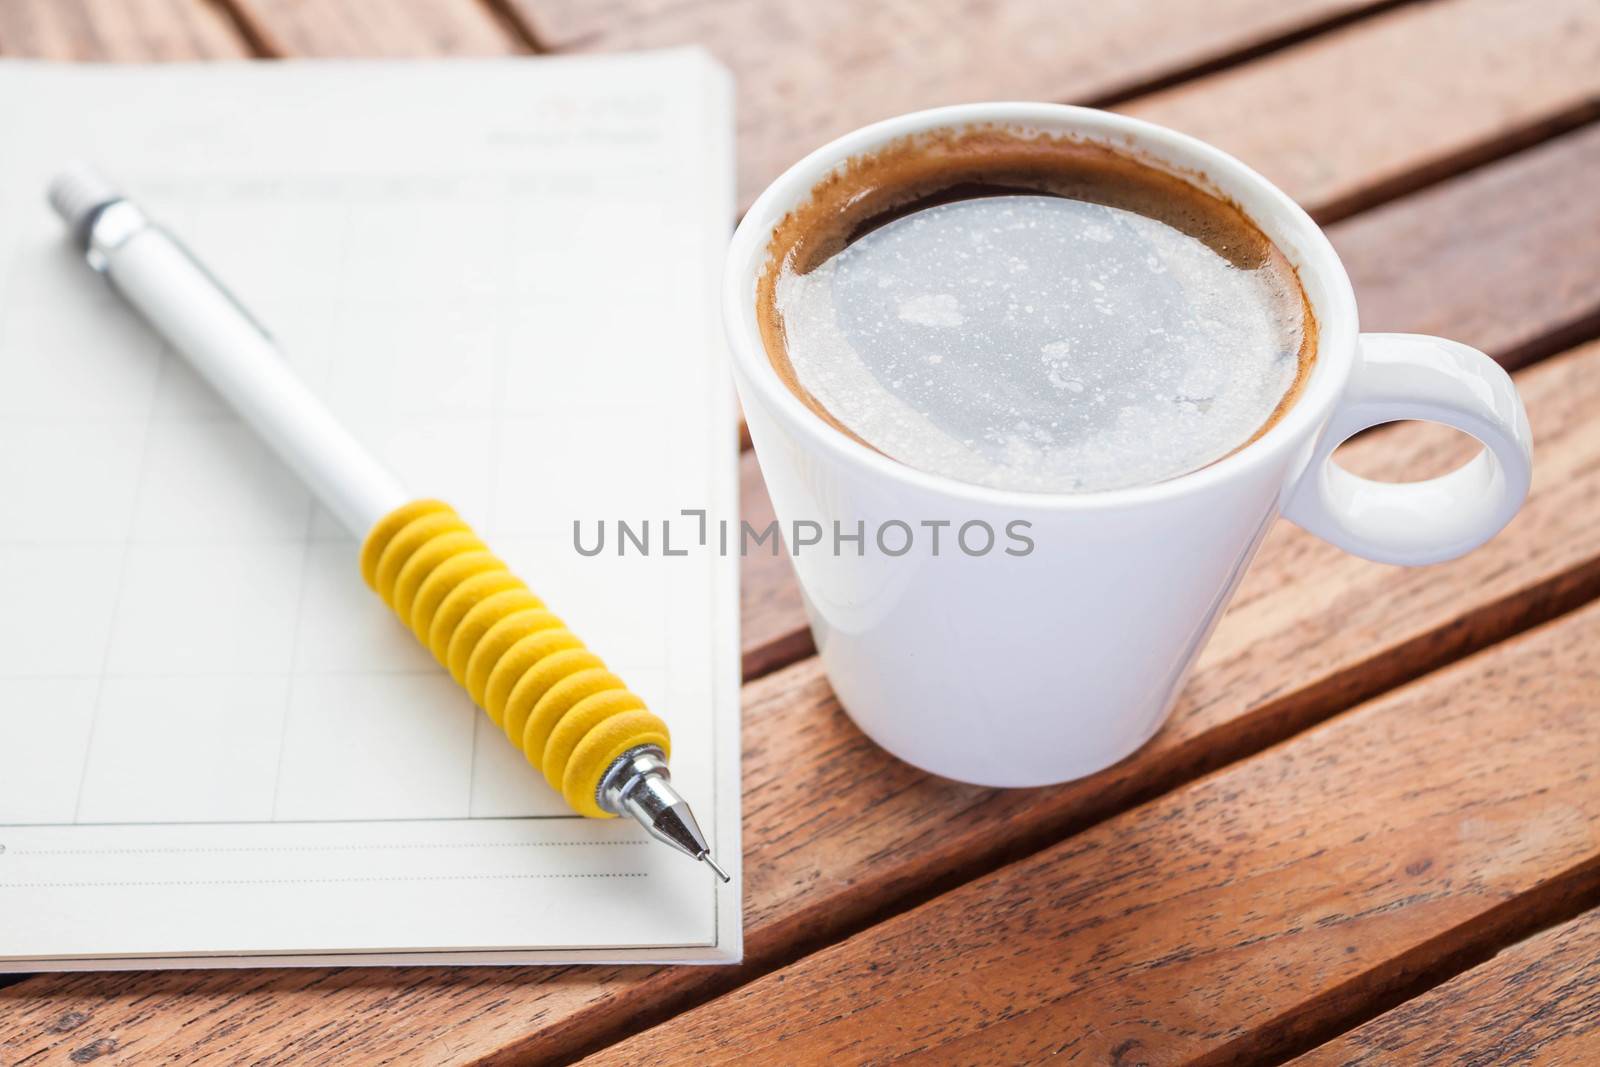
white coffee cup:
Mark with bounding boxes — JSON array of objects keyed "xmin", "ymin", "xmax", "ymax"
[{"xmin": 723, "ymin": 104, "xmax": 1532, "ymax": 788}]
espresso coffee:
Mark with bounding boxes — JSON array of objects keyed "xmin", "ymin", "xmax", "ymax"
[{"xmin": 756, "ymin": 129, "xmax": 1316, "ymax": 493}]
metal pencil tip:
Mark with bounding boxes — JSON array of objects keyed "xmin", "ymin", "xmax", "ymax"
[
  {"xmin": 701, "ymin": 852, "xmax": 731, "ymax": 883},
  {"xmin": 598, "ymin": 746, "xmax": 729, "ymax": 879}
]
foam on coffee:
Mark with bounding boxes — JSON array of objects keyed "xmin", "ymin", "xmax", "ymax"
[{"xmin": 756, "ymin": 128, "xmax": 1316, "ymax": 494}]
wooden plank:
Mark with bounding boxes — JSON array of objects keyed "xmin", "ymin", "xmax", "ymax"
[
  {"xmin": 0, "ymin": 0, "xmax": 251, "ymax": 58},
  {"xmin": 589, "ymin": 601, "xmax": 1600, "ymax": 1064},
  {"xmin": 226, "ymin": 0, "xmax": 522, "ymax": 57},
  {"xmin": 1294, "ymin": 907, "xmax": 1600, "ymax": 1065},
  {"xmin": 735, "ymin": 123, "xmax": 1600, "ymax": 678},
  {"xmin": 5, "ymin": 334, "xmax": 1598, "ymax": 1065},
  {"xmin": 1330, "ymin": 123, "xmax": 1600, "ymax": 370},
  {"xmin": 1120, "ymin": 0, "xmax": 1600, "ymax": 223},
  {"xmin": 517, "ymin": 0, "xmax": 1600, "ymax": 211}
]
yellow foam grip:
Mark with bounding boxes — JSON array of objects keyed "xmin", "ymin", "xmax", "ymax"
[{"xmin": 360, "ymin": 500, "xmax": 669, "ymax": 818}]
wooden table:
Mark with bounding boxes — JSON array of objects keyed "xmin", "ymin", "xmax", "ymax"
[{"xmin": 2, "ymin": 1, "xmax": 1598, "ymax": 1063}]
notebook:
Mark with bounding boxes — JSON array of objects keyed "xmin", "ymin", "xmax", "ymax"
[{"xmin": 0, "ymin": 52, "xmax": 740, "ymax": 968}]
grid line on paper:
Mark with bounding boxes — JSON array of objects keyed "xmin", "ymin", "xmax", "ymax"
[
  {"xmin": 1, "ymin": 815, "xmax": 588, "ymax": 829},
  {"xmin": 2, "ymin": 872, "xmax": 650, "ymax": 890},
  {"xmin": 269, "ymin": 198, "xmax": 354, "ymax": 825},
  {"xmin": 68, "ymin": 344, "xmax": 168, "ymax": 824},
  {"xmin": 9, "ymin": 840, "xmax": 647, "ymax": 856},
  {"xmin": 269, "ymin": 502, "xmax": 318, "ymax": 823}
]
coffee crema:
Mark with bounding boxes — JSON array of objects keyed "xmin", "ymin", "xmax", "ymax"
[{"xmin": 756, "ymin": 128, "xmax": 1317, "ymax": 493}]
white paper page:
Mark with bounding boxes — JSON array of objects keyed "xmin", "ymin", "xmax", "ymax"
[{"xmin": 0, "ymin": 53, "xmax": 740, "ymax": 968}]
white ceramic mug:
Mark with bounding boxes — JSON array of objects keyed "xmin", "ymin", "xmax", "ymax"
[{"xmin": 723, "ymin": 104, "xmax": 1533, "ymax": 788}]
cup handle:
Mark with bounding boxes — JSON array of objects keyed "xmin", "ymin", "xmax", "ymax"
[{"xmin": 1283, "ymin": 333, "xmax": 1533, "ymax": 566}]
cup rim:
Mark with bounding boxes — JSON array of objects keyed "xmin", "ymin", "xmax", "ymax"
[{"xmin": 723, "ymin": 102, "xmax": 1360, "ymax": 511}]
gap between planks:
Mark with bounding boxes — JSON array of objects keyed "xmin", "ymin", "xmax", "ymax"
[
  {"xmin": 1261, "ymin": 880, "xmax": 1600, "ymax": 1064},
  {"xmin": 204, "ymin": 0, "xmax": 276, "ymax": 58},
  {"xmin": 467, "ymin": 0, "xmax": 547, "ymax": 53},
  {"xmin": 1289, "ymin": 904, "xmax": 1600, "ymax": 1065}
]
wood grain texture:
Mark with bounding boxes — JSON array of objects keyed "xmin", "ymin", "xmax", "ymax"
[
  {"xmin": 1295, "ymin": 906, "xmax": 1600, "ymax": 1066},
  {"xmin": 515, "ymin": 0, "xmax": 1600, "ymax": 211},
  {"xmin": 516, "ymin": 0, "xmax": 1387, "ymax": 206},
  {"xmin": 1120, "ymin": 0, "xmax": 1600, "ymax": 223},
  {"xmin": 5, "ymin": 336, "xmax": 1596, "ymax": 1066},
  {"xmin": 224, "ymin": 0, "xmax": 521, "ymax": 57},
  {"xmin": 735, "ymin": 123, "xmax": 1600, "ymax": 678},
  {"xmin": 1330, "ymin": 122, "xmax": 1600, "ymax": 371},
  {"xmin": 591, "ymin": 601, "xmax": 1600, "ymax": 1064},
  {"xmin": 0, "ymin": 0, "xmax": 250, "ymax": 58}
]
